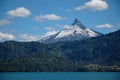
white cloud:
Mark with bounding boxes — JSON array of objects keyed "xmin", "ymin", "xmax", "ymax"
[
  {"xmin": 63, "ymin": 25, "xmax": 72, "ymax": 29},
  {"xmin": 34, "ymin": 14, "xmax": 63, "ymax": 22},
  {"xmin": 0, "ymin": 19, "xmax": 10, "ymax": 26},
  {"xmin": 0, "ymin": 32, "xmax": 15, "ymax": 40},
  {"xmin": 56, "ymin": 24, "xmax": 73, "ymax": 29},
  {"xmin": 42, "ymin": 30, "xmax": 58, "ymax": 38},
  {"xmin": 96, "ymin": 23, "xmax": 113, "ymax": 28},
  {"xmin": 44, "ymin": 27, "xmax": 55, "ymax": 31},
  {"xmin": 75, "ymin": 0, "xmax": 108, "ymax": 11},
  {"xmin": 7, "ymin": 7, "xmax": 31, "ymax": 18},
  {"xmin": 18, "ymin": 34, "xmax": 41, "ymax": 41}
]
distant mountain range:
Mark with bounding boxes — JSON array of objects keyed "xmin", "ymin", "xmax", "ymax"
[{"xmin": 39, "ymin": 18, "xmax": 102, "ymax": 43}]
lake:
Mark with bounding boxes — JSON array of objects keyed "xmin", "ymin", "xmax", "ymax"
[{"xmin": 0, "ymin": 72, "xmax": 120, "ymax": 80}]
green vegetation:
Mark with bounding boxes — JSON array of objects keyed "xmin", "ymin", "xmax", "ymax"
[{"xmin": 0, "ymin": 30, "xmax": 120, "ymax": 72}]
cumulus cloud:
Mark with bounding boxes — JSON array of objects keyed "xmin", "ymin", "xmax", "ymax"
[
  {"xmin": 56, "ymin": 24, "xmax": 73, "ymax": 29},
  {"xmin": 18, "ymin": 34, "xmax": 41, "ymax": 41},
  {"xmin": 34, "ymin": 14, "xmax": 64, "ymax": 22},
  {"xmin": 43, "ymin": 26, "xmax": 58, "ymax": 38},
  {"xmin": 96, "ymin": 23, "xmax": 113, "ymax": 28},
  {"xmin": 0, "ymin": 19, "xmax": 10, "ymax": 26},
  {"xmin": 0, "ymin": 32, "xmax": 15, "ymax": 40},
  {"xmin": 75, "ymin": 0, "xmax": 108, "ymax": 11},
  {"xmin": 42, "ymin": 30, "xmax": 58, "ymax": 38},
  {"xmin": 63, "ymin": 25, "xmax": 72, "ymax": 29},
  {"xmin": 7, "ymin": 7, "xmax": 31, "ymax": 18}
]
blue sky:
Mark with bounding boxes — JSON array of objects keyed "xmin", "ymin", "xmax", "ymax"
[{"xmin": 0, "ymin": 0, "xmax": 120, "ymax": 41}]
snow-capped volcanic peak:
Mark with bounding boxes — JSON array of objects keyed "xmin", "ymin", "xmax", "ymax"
[
  {"xmin": 55, "ymin": 25, "xmax": 86, "ymax": 39},
  {"xmin": 39, "ymin": 18, "xmax": 101, "ymax": 43},
  {"xmin": 72, "ymin": 18, "xmax": 86, "ymax": 29},
  {"xmin": 85, "ymin": 28, "xmax": 98, "ymax": 37}
]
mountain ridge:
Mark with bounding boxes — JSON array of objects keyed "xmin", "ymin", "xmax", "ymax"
[{"xmin": 0, "ymin": 29, "xmax": 120, "ymax": 71}]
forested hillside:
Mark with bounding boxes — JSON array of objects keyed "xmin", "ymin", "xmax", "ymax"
[{"xmin": 0, "ymin": 30, "xmax": 120, "ymax": 72}]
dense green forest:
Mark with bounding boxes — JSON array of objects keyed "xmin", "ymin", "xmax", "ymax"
[{"xmin": 0, "ymin": 30, "xmax": 120, "ymax": 72}]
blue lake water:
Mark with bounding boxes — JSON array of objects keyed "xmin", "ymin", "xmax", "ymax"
[{"xmin": 0, "ymin": 72, "xmax": 120, "ymax": 80}]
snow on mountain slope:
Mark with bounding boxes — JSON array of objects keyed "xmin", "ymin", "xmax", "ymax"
[{"xmin": 39, "ymin": 18, "xmax": 102, "ymax": 43}]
